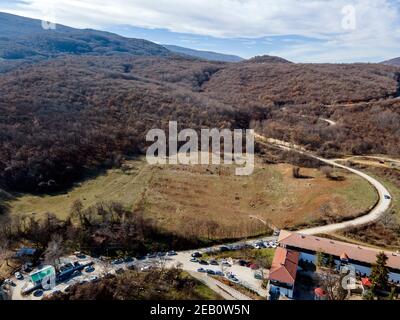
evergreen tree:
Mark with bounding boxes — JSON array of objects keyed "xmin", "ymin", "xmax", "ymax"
[
  {"xmin": 316, "ymin": 251, "xmax": 326, "ymax": 268},
  {"xmin": 370, "ymin": 252, "xmax": 389, "ymax": 292}
]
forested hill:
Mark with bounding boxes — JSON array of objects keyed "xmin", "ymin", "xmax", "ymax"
[{"xmin": 0, "ymin": 12, "xmax": 171, "ymax": 73}]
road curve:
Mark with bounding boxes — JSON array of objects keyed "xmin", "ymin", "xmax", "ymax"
[
  {"xmin": 254, "ymin": 134, "xmax": 392, "ymax": 235},
  {"xmin": 337, "ymin": 155, "xmax": 400, "ymax": 166},
  {"xmin": 320, "ymin": 118, "xmax": 337, "ymax": 126}
]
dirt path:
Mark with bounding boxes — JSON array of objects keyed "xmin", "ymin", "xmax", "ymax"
[
  {"xmin": 320, "ymin": 118, "xmax": 337, "ymax": 126},
  {"xmin": 338, "ymin": 155, "xmax": 400, "ymax": 165},
  {"xmin": 254, "ymin": 133, "xmax": 392, "ymax": 235}
]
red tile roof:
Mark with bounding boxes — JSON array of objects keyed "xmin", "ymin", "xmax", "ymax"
[
  {"xmin": 314, "ymin": 287, "xmax": 327, "ymax": 297},
  {"xmin": 278, "ymin": 230, "xmax": 400, "ymax": 270},
  {"xmin": 340, "ymin": 252, "xmax": 349, "ymax": 260},
  {"xmin": 361, "ymin": 278, "xmax": 372, "ymax": 288},
  {"xmin": 269, "ymin": 247, "xmax": 299, "ymax": 285}
]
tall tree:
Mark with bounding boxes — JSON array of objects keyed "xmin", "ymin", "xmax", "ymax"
[
  {"xmin": 370, "ymin": 252, "xmax": 389, "ymax": 292},
  {"xmin": 44, "ymin": 234, "xmax": 65, "ymax": 267}
]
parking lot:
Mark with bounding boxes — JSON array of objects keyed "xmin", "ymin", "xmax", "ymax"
[{"xmin": 4, "ymin": 236, "xmax": 277, "ymax": 300}]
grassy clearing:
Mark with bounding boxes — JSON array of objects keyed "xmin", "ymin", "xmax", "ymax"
[
  {"xmin": 9, "ymin": 160, "xmax": 151, "ymax": 219},
  {"xmin": 192, "ymin": 282, "xmax": 223, "ymax": 300},
  {"xmin": 180, "ymin": 271, "xmax": 223, "ymax": 300},
  {"xmin": 6, "ymin": 157, "xmax": 377, "ymax": 240},
  {"xmin": 336, "ymin": 169, "xmax": 378, "ymax": 212},
  {"xmin": 336, "ymin": 166, "xmax": 400, "ymax": 250}
]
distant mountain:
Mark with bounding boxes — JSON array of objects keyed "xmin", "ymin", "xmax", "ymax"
[
  {"xmin": 382, "ymin": 57, "xmax": 400, "ymax": 66},
  {"xmin": 0, "ymin": 12, "xmax": 170, "ymax": 72},
  {"xmin": 163, "ymin": 45, "xmax": 243, "ymax": 62},
  {"xmin": 245, "ymin": 55, "xmax": 292, "ymax": 64}
]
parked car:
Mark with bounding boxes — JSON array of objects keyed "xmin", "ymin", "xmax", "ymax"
[
  {"xmin": 238, "ymin": 260, "xmax": 248, "ymax": 267},
  {"xmin": 385, "ymin": 195, "xmax": 392, "ymax": 200},
  {"xmin": 111, "ymin": 259, "xmax": 124, "ymax": 265},
  {"xmin": 227, "ymin": 273, "xmax": 239, "ymax": 283},
  {"xmin": 190, "ymin": 258, "xmax": 199, "ymax": 263},
  {"xmin": 219, "ymin": 246, "xmax": 230, "ymax": 252},
  {"xmin": 206, "ymin": 269, "xmax": 216, "ymax": 275},
  {"xmin": 254, "ymin": 272, "xmax": 264, "ymax": 280},
  {"xmin": 221, "ymin": 261, "xmax": 232, "ymax": 267},
  {"xmin": 191, "ymin": 252, "xmax": 202, "ymax": 258},
  {"xmin": 23, "ymin": 263, "xmax": 33, "ymax": 273},
  {"xmin": 209, "ymin": 260, "xmax": 219, "ymax": 266},
  {"xmin": 230, "ymin": 277, "xmax": 240, "ymax": 283},
  {"xmin": 253, "ymin": 242, "xmax": 265, "ymax": 249},
  {"xmin": 89, "ymin": 276, "xmax": 99, "ymax": 283},
  {"xmin": 146, "ymin": 253, "xmax": 157, "ymax": 259},
  {"xmin": 127, "ymin": 262, "xmax": 136, "ymax": 270},
  {"xmin": 157, "ymin": 252, "xmax": 166, "ymax": 257},
  {"xmin": 84, "ymin": 266, "xmax": 95, "ymax": 273},
  {"xmin": 273, "ymin": 230, "xmax": 281, "ymax": 237},
  {"xmin": 199, "ymin": 260, "xmax": 209, "ymax": 265},
  {"xmin": 15, "ymin": 272, "xmax": 23, "ymax": 280},
  {"xmin": 197, "ymin": 268, "xmax": 207, "ymax": 273},
  {"xmin": 263, "ymin": 242, "xmax": 272, "ymax": 248},
  {"xmin": 4, "ymin": 279, "xmax": 16, "ymax": 287},
  {"xmin": 141, "ymin": 265, "xmax": 152, "ymax": 272},
  {"xmin": 72, "ymin": 270, "xmax": 82, "ymax": 277},
  {"xmin": 167, "ymin": 251, "xmax": 177, "ymax": 256},
  {"xmin": 79, "ymin": 280, "xmax": 88, "ymax": 285},
  {"xmin": 75, "ymin": 252, "xmax": 87, "ymax": 259},
  {"xmin": 33, "ymin": 289, "xmax": 44, "ymax": 297},
  {"xmin": 60, "ymin": 263, "xmax": 74, "ymax": 272},
  {"xmin": 124, "ymin": 257, "xmax": 134, "ymax": 263},
  {"xmin": 215, "ymin": 271, "xmax": 224, "ymax": 276}
]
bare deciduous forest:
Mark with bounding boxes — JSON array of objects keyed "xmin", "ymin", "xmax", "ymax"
[{"xmin": 1, "ymin": 55, "xmax": 400, "ymax": 194}]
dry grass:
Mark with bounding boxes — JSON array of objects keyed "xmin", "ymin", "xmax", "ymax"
[{"xmin": 7, "ymin": 157, "xmax": 377, "ymax": 239}]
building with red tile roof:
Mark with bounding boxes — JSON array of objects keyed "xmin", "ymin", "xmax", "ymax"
[
  {"xmin": 277, "ymin": 230, "xmax": 400, "ymax": 283},
  {"xmin": 268, "ymin": 247, "xmax": 300, "ymax": 299}
]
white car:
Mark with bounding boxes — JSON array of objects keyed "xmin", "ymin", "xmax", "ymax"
[
  {"xmin": 89, "ymin": 275, "xmax": 99, "ymax": 283},
  {"xmin": 140, "ymin": 265, "xmax": 151, "ymax": 272},
  {"xmin": 15, "ymin": 272, "xmax": 23, "ymax": 280},
  {"xmin": 4, "ymin": 279, "xmax": 16, "ymax": 286}
]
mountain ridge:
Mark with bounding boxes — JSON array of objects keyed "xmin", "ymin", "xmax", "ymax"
[
  {"xmin": 0, "ymin": 11, "xmax": 171, "ymax": 72},
  {"xmin": 163, "ymin": 44, "xmax": 243, "ymax": 62},
  {"xmin": 382, "ymin": 57, "xmax": 400, "ymax": 66}
]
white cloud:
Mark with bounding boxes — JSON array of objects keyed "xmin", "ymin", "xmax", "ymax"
[{"xmin": 1, "ymin": 0, "xmax": 400, "ymax": 62}]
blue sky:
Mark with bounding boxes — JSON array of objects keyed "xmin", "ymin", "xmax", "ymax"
[{"xmin": 1, "ymin": 0, "xmax": 400, "ymax": 62}]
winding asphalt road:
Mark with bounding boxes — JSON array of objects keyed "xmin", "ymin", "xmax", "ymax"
[{"xmin": 254, "ymin": 133, "xmax": 392, "ymax": 235}]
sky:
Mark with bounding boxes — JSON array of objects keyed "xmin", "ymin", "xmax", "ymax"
[{"xmin": 0, "ymin": 0, "xmax": 400, "ymax": 63}]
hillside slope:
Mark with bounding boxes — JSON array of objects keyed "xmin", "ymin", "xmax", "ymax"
[
  {"xmin": 164, "ymin": 45, "xmax": 243, "ymax": 62},
  {"xmin": 203, "ymin": 63, "xmax": 399, "ymax": 106},
  {"xmin": 382, "ymin": 57, "xmax": 400, "ymax": 66},
  {"xmin": 0, "ymin": 12, "xmax": 170, "ymax": 73}
]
